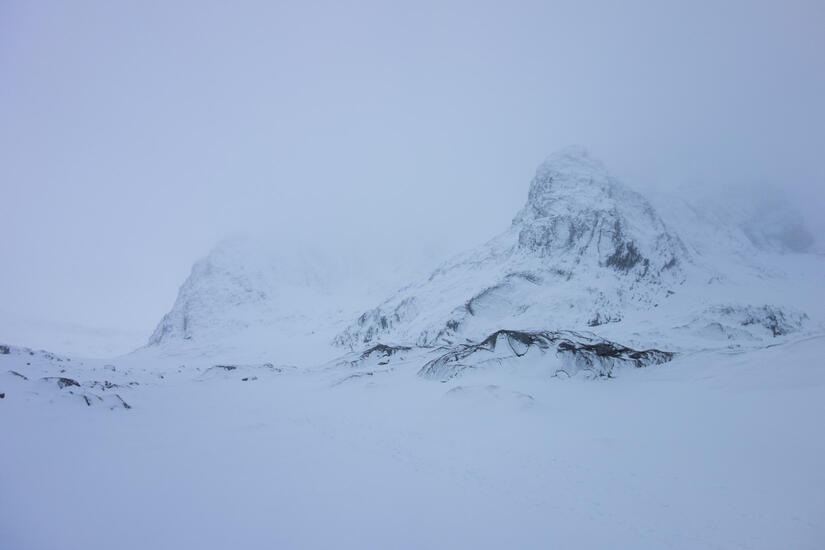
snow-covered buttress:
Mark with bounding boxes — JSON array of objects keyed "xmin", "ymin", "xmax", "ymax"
[{"xmin": 335, "ymin": 147, "xmax": 689, "ymax": 348}]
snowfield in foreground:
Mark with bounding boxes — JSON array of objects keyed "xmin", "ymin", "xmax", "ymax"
[{"xmin": 2, "ymin": 333, "xmax": 824, "ymax": 550}]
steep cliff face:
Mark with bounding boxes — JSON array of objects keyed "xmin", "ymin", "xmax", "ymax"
[
  {"xmin": 512, "ymin": 147, "xmax": 686, "ymax": 279},
  {"xmin": 335, "ymin": 147, "xmax": 689, "ymax": 348}
]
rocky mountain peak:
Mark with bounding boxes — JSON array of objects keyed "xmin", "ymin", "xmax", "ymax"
[
  {"xmin": 512, "ymin": 147, "xmax": 686, "ymax": 280},
  {"xmin": 335, "ymin": 148, "xmax": 691, "ymax": 348},
  {"xmin": 519, "ymin": 146, "xmax": 613, "ymax": 219}
]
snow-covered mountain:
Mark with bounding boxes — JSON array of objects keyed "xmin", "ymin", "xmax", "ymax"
[
  {"xmin": 336, "ymin": 147, "xmax": 692, "ymax": 348},
  {"xmin": 335, "ymin": 147, "xmax": 823, "ymax": 353},
  {"xmin": 149, "ymin": 238, "xmax": 337, "ymax": 346},
  {"xmin": 145, "ymin": 146, "xmax": 820, "ymax": 362},
  {"xmin": 5, "ymin": 147, "xmax": 824, "ymax": 550},
  {"xmin": 143, "ymin": 237, "xmax": 365, "ymax": 364},
  {"xmin": 144, "ymin": 235, "xmax": 447, "ymax": 364}
]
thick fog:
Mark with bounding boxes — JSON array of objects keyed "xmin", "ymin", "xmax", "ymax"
[{"xmin": 2, "ymin": 0, "xmax": 823, "ymax": 346}]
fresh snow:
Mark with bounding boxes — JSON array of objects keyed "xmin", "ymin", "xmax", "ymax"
[
  {"xmin": 1, "ymin": 335, "xmax": 824, "ymax": 549},
  {"xmin": 2, "ymin": 147, "xmax": 824, "ymax": 549}
]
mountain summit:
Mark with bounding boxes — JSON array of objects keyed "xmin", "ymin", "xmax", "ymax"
[
  {"xmin": 335, "ymin": 148, "xmax": 688, "ymax": 348},
  {"xmin": 148, "ymin": 238, "xmax": 336, "ymax": 347},
  {"xmin": 146, "ymin": 147, "xmax": 814, "ymax": 357},
  {"xmin": 513, "ymin": 146, "xmax": 686, "ymax": 280}
]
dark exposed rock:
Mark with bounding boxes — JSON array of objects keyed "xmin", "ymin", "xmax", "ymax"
[
  {"xmin": 661, "ymin": 257, "xmax": 678, "ymax": 271},
  {"xmin": 419, "ymin": 329, "xmax": 673, "ymax": 381},
  {"xmin": 88, "ymin": 380, "xmax": 121, "ymax": 391},
  {"xmin": 341, "ymin": 298, "xmax": 420, "ymax": 346},
  {"xmin": 0, "ymin": 345, "xmax": 9, "ymax": 354},
  {"xmin": 605, "ymin": 241, "xmax": 645, "ymax": 272},
  {"xmin": 737, "ymin": 305, "xmax": 805, "ymax": 337},
  {"xmin": 340, "ymin": 343, "xmax": 414, "ymax": 369},
  {"xmin": 682, "ymin": 304, "xmax": 809, "ymax": 341},
  {"xmin": 77, "ymin": 392, "xmax": 130, "ymax": 410},
  {"xmin": 200, "ymin": 362, "xmax": 287, "ymax": 381},
  {"xmin": 504, "ymin": 271, "xmax": 543, "ymax": 285},
  {"xmin": 587, "ymin": 312, "xmax": 622, "ymax": 327},
  {"xmin": 332, "ymin": 371, "xmax": 376, "ymax": 386},
  {"xmin": 42, "ymin": 377, "xmax": 81, "ymax": 389},
  {"xmin": 8, "ymin": 370, "xmax": 28, "ymax": 380},
  {"xmin": 359, "ymin": 344, "xmax": 412, "ymax": 361},
  {"xmin": 464, "ymin": 284, "xmax": 507, "ymax": 317}
]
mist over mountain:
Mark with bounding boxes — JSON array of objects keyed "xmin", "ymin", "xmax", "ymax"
[
  {"xmin": 4, "ymin": 3, "xmax": 825, "ymax": 548},
  {"xmin": 336, "ymin": 147, "xmax": 818, "ymax": 349},
  {"xmin": 143, "ymin": 146, "xmax": 821, "ymax": 361},
  {"xmin": 144, "ymin": 232, "xmax": 447, "ymax": 363}
]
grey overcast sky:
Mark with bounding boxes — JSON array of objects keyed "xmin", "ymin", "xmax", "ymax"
[{"xmin": 1, "ymin": 0, "xmax": 824, "ymax": 336}]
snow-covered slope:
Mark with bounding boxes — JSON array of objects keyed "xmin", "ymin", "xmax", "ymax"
[
  {"xmin": 3, "ymin": 332, "xmax": 825, "ymax": 550},
  {"xmin": 4, "ymin": 146, "xmax": 825, "ymax": 550},
  {"xmin": 142, "ymin": 147, "xmax": 821, "ymax": 364},
  {"xmin": 646, "ymin": 183, "xmax": 816, "ymax": 273},
  {"xmin": 336, "ymin": 147, "xmax": 692, "ymax": 347},
  {"xmin": 149, "ymin": 238, "xmax": 338, "ymax": 345},
  {"xmin": 144, "ymin": 235, "xmax": 442, "ymax": 363},
  {"xmin": 143, "ymin": 238, "xmax": 351, "ymax": 364}
]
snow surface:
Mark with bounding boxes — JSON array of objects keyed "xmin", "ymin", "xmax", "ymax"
[
  {"xmin": 2, "ymin": 335, "xmax": 824, "ymax": 549},
  {"xmin": 2, "ymin": 147, "xmax": 824, "ymax": 549}
]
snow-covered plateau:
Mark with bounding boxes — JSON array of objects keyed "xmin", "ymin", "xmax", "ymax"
[{"xmin": 2, "ymin": 147, "xmax": 824, "ymax": 549}]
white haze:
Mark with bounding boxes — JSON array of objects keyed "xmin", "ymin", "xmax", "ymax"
[
  {"xmin": 3, "ymin": 5, "xmax": 825, "ymax": 548},
  {"xmin": 1, "ymin": 0, "xmax": 824, "ymax": 353}
]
